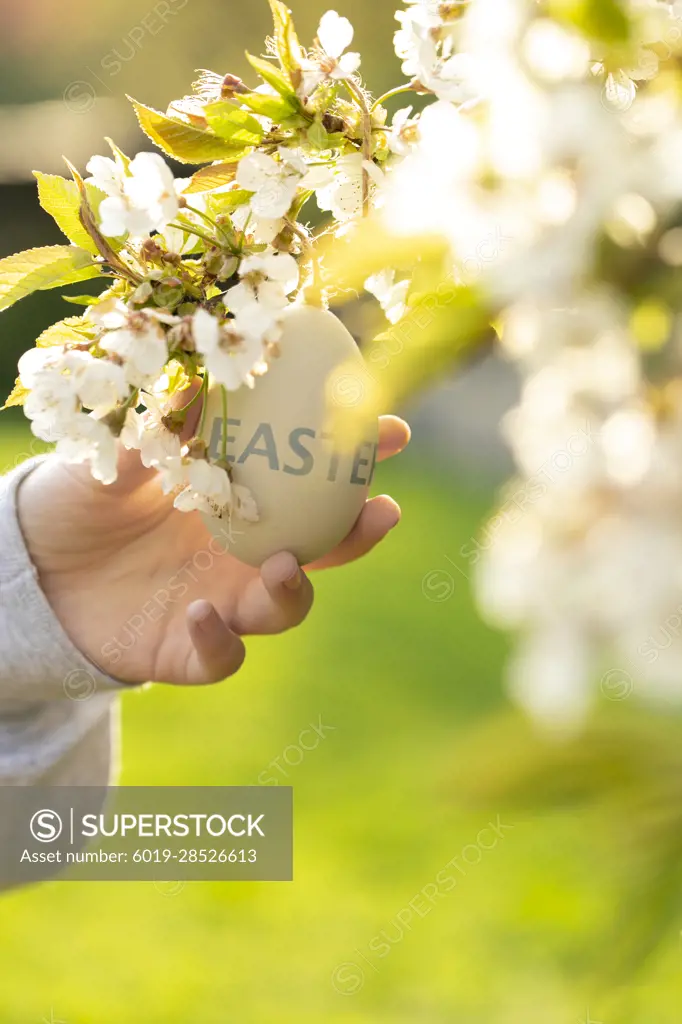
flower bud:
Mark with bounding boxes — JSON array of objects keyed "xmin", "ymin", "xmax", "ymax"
[
  {"xmin": 221, "ymin": 74, "xmax": 249, "ymax": 99},
  {"xmin": 139, "ymin": 238, "xmax": 165, "ymax": 264},
  {"xmin": 130, "ymin": 281, "xmax": 154, "ymax": 306},
  {"xmin": 153, "ymin": 277, "xmax": 185, "ymax": 309},
  {"xmin": 186, "ymin": 437, "xmax": 209, "ymax": 460}
]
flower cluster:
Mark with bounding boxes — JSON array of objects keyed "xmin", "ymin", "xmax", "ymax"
[
  {"xmin": 376, "ymin": 0, "xmax": 682, "ymax": 723},
  {"xmin": 2, "ymin": 1, "xmax": 433, "ymax": 527}
]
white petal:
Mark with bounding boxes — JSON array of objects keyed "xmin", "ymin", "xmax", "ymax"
[
  {"xmin": 193, "ymin": 308, "xmax": 221, "ymax": 355},
  {"xmin": 85, "ymin": 156, "xmax": 123, "ymax": 197},
  {"xmin": 18, "ymin": 347, "xmax": 58, "ymax": 388},
  {"xmin": 318, "ymin": 10, "xmax": 354, "ymax": 58},
  {"xmin": 332, "ymin": 52, "xmax": 361, "ymax": 78},
  {"xmin": 225, "ymin": 282, "xmax": 254, "ymax": 315},
  {"xmin": 365, "ymin": 268, "xmax": 396, "ymax": 304},
  {"xmin": 250, "ymin": 178, "xmax": 298, "ymax": 219},
  {"xmin": 236, "ymin": 151, "xmax": 278, "ymax": 191},
  {"xmin": 261, "ymin": 252, "xmax": 300, "ymax": 293},
  {"xmin": 98, "ymin": 197, "xmax": 129, "ymax": 238},
  {"xmin": 234, "ymin": 301, "xmax": 280, "ymax": 341}
]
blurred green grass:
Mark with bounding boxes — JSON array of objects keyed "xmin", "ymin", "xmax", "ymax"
[{"xmin": 0, "ymin": 424, "xmax": 680, "ymax": 1023}]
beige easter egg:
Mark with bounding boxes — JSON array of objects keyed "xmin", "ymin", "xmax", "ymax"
[{"xmin": 200, "ymin": 303, "xmax": 379, "ymax": 567}]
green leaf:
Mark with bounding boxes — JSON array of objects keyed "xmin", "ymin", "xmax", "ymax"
[
  {"xmin": 182, "ymin": 162, "xmax": 239, "ymax": 194},
  {"xmin": 0, "ymin": 246, "xmax": 101, "ymax": 314},
  {"xmin": 211, "ymin": 189, "xmax": 253, "ymax": 213},
  {"xmin": 37, "ymin": 315, "xmax": 94, "ymax": 348},
  {"xmin": 203, "ymin": 102, "xmax": 264, "ymax": 146},
  {"xmin": 33, "ymin": 172, "xmax": 106, "ymax": 255},
  {"xmin": 307, "ymin": 118, "xmax": 330, "ymax": 150},
  {"xmin": 245, "ymin": 52, "xmax": 296, "ymax": 99},
  {"xmin": 239, "ymin": 91, "xmax": 298, "ymax": 122},
  {"xmin": 129, "ymin": 98, "xmax": 252, "ymax": 165},
  {"xmin": 267, "ymin": 0, "xmax": 303, "ymax": 84},
  {"xmin": 2, "ymin": 378, "xmax": 29, "ymax": 410}
]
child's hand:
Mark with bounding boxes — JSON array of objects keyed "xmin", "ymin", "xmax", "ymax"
[{"xmin": 17, "ymin": 415, "xmax": 409, "ymax": 686}]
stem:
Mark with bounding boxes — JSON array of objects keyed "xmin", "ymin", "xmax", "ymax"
[
  {"xmin": 197, "ymin": 371, "xmax": 211, "ymax": 440},
  {"xmin": 178, "ymin": 376, "xmax": 206, "ymax": 414},
  {"xmin": 121, "ymin": 388, "xmax": 140, "ymax": 412},
  {"xmin": 371, "ymin": 84, "xmax": 414, "ymax": 111},
  {"xmin": 183, "ymin": 204, "xmax": 220, "ymax": 231},
  {"xmin": 168, "ymin": 220, "xmax": 221, "ymax": 251},
  {"xmin": 183, "ymin": 204, "xmax": 236, "ymax": 249},
  {"xmin": 286, "ymin": 217, "xmax": 324, "ymax": 307},
  {"xmin": 220, "ymin": 385, "xmax": 228, "ymax": 461},
  {"xmin": 345, "ymin": 79, "xmax": 372, "ymax": 216}
]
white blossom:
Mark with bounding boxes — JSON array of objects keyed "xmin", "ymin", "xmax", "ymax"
[
  {"xmin": 54, "ymin": 413, "xmax": 119, "ymax": 485},
  {"xmin": 394, "ymin": 2, "xmax": 479, "ymax": 104},
  {"xmin": 192, "ymin": 309, "xmax": 267, "ymax": 391},
  {"xmin": 236, "ymin": 148, "xmax": 307, "ymax": 219},
  {"xmin": 93, "ymin": 152, "xmax": 181, "ymax": 240},
  {"xmin": 120, "ymin": 393, "xmax": 181, "ymax": 467},
  {"xmin": 157, "ymin": 452, "xmax": 258, "ymax": 521},
  {"xmin": 99, "ymin": 310, "xmax": 170, "ymax": 389},
  {"xmin": 21, "ymin": 355, "xmax": 79, "ymax": 442},
  {"xmin": 301, "ymin": 10, "xmax": 361, "ymax": 94},
  {"xmin": 18, "ymin": 348, "xmax": 128, "ymax": 438},
  {"xmin": 231, "ymin": 203, "xmax": 284, "ymax": 245},
  {"xmin": 65, "ymin": 352, "xmax": 129, "ymax": 413},
  {"xmin": 387, "ymin": 106, "xmax": 421, "ymax": 157},
  {"xmin": 162, "ymin": 189, "xmax": 208, "ymax": 254},
  {"xmin": 225, "ymin": 251, "xmax": 298, "ymax": 343},
  {"xmin": 312, "ymin": 153, "xmax": 385, "ymax": 221},
  {"xmin": 240, "ymin": 252, "xmax": 300, "ymax": 294},
  {"xmin": 85, "ymin": 155, "xmax": 125, "ymax": 197},
  {"xmin": 173, "ymin": 458, "xmax": 232, "ymax": 515}
]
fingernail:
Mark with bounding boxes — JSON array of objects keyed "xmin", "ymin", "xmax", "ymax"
[
  {"xmin": 189, "ymin": 600, "xmax": 214, "ymax": 628},
  {"xmin": 283, "ymin": 567, "xmax": 302, "ymax": 590}
]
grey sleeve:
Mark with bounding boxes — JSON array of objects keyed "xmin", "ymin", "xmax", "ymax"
[{"xmin": 0, "ymin": 457, "xmax": 134, "ymax": 786}]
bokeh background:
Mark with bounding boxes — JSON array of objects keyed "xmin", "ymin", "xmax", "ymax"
[{"xmin": 1, "ymin": 1, "xmax": 681, "ymax": 1021}]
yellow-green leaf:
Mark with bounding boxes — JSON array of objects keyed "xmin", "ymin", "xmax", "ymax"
[
  {"xmin": 204, "ymin": 102, "xmax": 264, "ymax": 145},
  {"xmin": 2, "ymin": 378, "xmax": 29, "ymax": 410},
  {"xmin": 37, "ymin": 314, "xmax": 94, "ymax": 348},
  {"xmin": 130, "ymin": 98, "xmax": 253, "ymax": 164},
  {"xmin": 326, "ymin": 283, "xmax": 492, "ymax": 447},
  {"xmin": 210, "ymin": 189, "xmax": 253, "ymax": 213},
  {"xmin": 33, "ymin": 172, "xmax": 107, "ymax": 255},
  {"xmin": 307, "ymin": 117, "xmax": 330, "ymax": 150},
  {"xmin": 182, "ymin": 162, "xmax": 240, "ymax": 194},
  {"xmin": 61, "ymin": 293, "xmax": 102, "ymax": 306},
  {"xmin": 246, "ymin": 52, "xmax": 296, "ymax": 98},
  {"xmin": 240, "ymin": 91, "xmax": 299, "ymax": 122},
  {"xmin": 105, "ymin": 136, "xmax": 131, "ymax": 172},
  {"xmin": 267, "ymin": 0, "xmax": 303, "ymax": 82},
  {"xmin": 0, "ymin": 247, "xmax": 101, "ymax": 314},
  {"xmin": 363, "ymin": 284, "xmax": 493, "ymax": 408}
]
